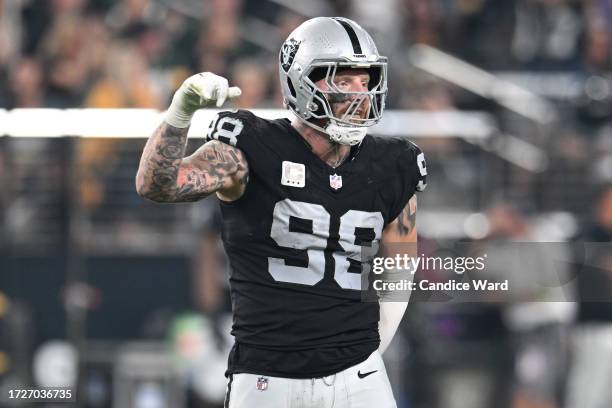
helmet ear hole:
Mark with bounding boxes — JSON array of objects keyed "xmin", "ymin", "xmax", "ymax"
[{"xmin": 287, "ymin": 77, "xmax": 296, "ymax": 98}]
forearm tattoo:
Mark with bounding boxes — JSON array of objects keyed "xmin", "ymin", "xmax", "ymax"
[
  {"xmin": 136, "ymin": 122, "xmax": 247, "ymax": 202},
  {"xmin": 397, "ymin": 196, "xmax": 417, "ymax": 236}
]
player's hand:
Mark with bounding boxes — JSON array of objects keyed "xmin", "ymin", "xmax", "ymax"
[{"xmin": 165, "ymin": 72, "xmax": 242, "ymax": 128}]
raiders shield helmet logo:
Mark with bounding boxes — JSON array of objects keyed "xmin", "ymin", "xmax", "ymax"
[{"xmin": 280, "ymin": 38, "xmax": 301, "ymax": 72}]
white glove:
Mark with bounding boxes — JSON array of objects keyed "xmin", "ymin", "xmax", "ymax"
[{"xmin": 165, "ymin": 72, "xmax": 242, "ymax": 128}]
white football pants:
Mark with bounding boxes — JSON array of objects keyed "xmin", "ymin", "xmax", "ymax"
[
  {"xmin": 565, "ymin": 324, "xmax": 612, "ymax": 408},
  {"xmin": 223, "ymin": 350, "xmax": 396, "ymax": 408}
]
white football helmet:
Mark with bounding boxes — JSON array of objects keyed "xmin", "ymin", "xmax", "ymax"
[{"xmin": 279, "ymin": 17, "xmax": 388, "ymax": 145}]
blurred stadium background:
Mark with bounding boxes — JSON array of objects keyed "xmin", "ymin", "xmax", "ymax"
[{"xmin": 2, "ymin": 0, "xmax": 612, "ymax": 407}]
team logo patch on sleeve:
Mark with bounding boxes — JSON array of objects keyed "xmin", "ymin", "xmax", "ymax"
[{"xmin": 281, "ymin": 161, "xmax": 306, "ymax": 188}]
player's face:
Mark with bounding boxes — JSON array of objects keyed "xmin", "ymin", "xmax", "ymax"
[{"xmin": 315, "ymin": 68, "xmax": 371, "ymax": 124}]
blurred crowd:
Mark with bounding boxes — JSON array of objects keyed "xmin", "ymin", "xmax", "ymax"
[
  {"xmin": 0, "ymin": 0, "xmax": 305, "ymax": 110},
  {"xmin": 0, "ymin": 0, "xmax": 610, "ymax": 111}
]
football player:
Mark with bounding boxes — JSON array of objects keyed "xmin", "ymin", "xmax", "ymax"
[{"xmin": 136, "ymin": 17, "xmax": 427, "ymax": 408}]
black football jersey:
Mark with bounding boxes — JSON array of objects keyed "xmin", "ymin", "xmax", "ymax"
[{"xmin": 205, "ymin": 110, "xmax": 426, "ymax": 378}]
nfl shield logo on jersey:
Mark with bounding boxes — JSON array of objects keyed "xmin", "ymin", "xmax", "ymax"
[
  {"xmin": 329, "ymin": 174, "xmax": 343, "ymax": 190},
  {"xmin": 256, "ymin": 377, "xmax": 269, "ymax": 391}
]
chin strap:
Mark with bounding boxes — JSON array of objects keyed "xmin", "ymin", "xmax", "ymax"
[
  {"xmin": 325, "ymin": 122, "xmax": 367, "ymax": 146},
  {"xmin": 297, "ymin": 115, "xmax": 368, "ymax": 146}
]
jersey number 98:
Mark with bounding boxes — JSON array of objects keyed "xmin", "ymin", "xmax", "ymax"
[{"xmin": 269, "ymin": 199, "xmax": 383, "ymax": 290}]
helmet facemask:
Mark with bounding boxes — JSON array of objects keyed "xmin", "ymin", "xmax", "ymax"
[{"xmin": 297, "ymin": 61, "xmax": 387, "ymax": 145}]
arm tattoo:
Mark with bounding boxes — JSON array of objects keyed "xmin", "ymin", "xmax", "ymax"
[
  {"xmin": 136, "ymin": 122, "xmax": 248, "ymax": 202},
  {"xmin": 397, "ymin": 196, "xmax": 417, "ymax": 236},
  {"xmin": 136, "ymin": 122, "xmax": 188, "ymax": 201}
]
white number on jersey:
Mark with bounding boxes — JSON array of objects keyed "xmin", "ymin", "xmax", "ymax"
[
  {"xmin": 207, "ymin": 115, "xmax": 244, "ymax": 146},
  {"xmin": 268, "ymin": 198, "xmax": 384, "ymax": 290}
]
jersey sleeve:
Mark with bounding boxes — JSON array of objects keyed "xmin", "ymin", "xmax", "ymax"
[
  {"xmin": 204, "ymin": 109, "xmax": 262, "ymax": 155},
  {"xmin": 388, "ymin": 140, "xmax": 427, "ymax": 223}
]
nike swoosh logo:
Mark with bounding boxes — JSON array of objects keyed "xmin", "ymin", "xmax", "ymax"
[{"xmin": 357, "ymin": 370, "xmax": 377, "ymax": 379}]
